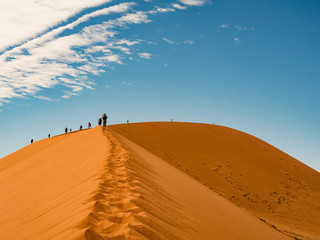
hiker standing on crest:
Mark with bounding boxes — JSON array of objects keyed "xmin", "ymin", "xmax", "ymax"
[
  {"xmin": 98, "ymin": 118, "xmax": 102, "ymax": 126},
  {"xmin": 102, "ymin": 113, "xmax": 108, "ymax": 128}
]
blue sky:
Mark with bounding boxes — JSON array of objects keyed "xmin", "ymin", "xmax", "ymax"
[{"xmin": 0, "ymin": 0, "xmax": 319, "ymax": 171}]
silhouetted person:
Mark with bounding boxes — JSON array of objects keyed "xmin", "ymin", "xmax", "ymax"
[
  {"xmin": 102, "ymin": 113, "xmax": 108, "ymax": 128},
  {"xmin": 88, "ymin": 122, "xmax": 91, "ymax": 128},
  {"xmin": 65, "ymin": 127, "xmax": 68, "ymax": 134},
  {"xmin": 70, "ymin": 128, "xmax": 72, "ymax": 132},
  {"xmin": 80, "ymin": 125, "xmax": 83, "ymax": 130},
  {"xmin": 127, "ymin": 120, "xmax": 129, "ymax": 123},
  {"xmin": 48, "ymin": 134, "xmax": 50, "ymax": 138},
  {"xmin": 31, "ymin": 139, "xmax": 33, "ymax": 144},
  {"xmin": 98, "ymin": 118, "xmax": 102, "ymax": 126}
]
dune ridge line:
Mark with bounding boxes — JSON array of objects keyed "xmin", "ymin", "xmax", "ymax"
[{"xmin": 85, "ymin": 129, "xmax": 151, "ymax": 239}]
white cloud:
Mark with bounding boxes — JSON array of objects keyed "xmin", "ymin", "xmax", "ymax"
[
  {"xmin": 0, "ymin": 0, "xmax": 112, "ymax": 52},
  {"xmin": 101, "ymin": 54, "xmax": 123, "ymax": 64},
  {"xmin": 179, "ymin": 0, "xmax": 206, "ymax": 6},
  {"xmin": 138, "ymin": 52, "xmax": 152, "ymax": 59},
  {"xmin": 121, "ymin": 81, "xmax": 132, "ymax": 86},
  {"xmin": 162, "ymin": 37, "xmax": 179, "ymax": 45},
  {"xmin": 0, "ymin": 1, "xmax": 205, "ymax": 107},
  {"xmin": 34, "ymin": 95, "xmax": 53, "ymax": 101},
  {"xmin": 219, "ymin": 24, "xmax": 255, "ymax": 32},
  {"xmin": 148, "ymin": 7, "xmax": 175, "ymax": 15},
  {"xmin": 184, "ymin": 40, "xmax": 194, "ymax": 44},
  {"xmin": 173, "ymin": 4, "xmax": 188, "ymax": 10},
  {"xmin": 117, "ymin": 39, "xmax": 140, "ymax": 46},
  {"xmin": 220, "ymin": 24, "xmax": 230, "ymax": 29},
  {"xmin": 234, "ymin": 37, "xmax": 240, "ymax": 43},
  {"xmin": 155, "ymin": 7, "xmax": 175, "ymax": 13},
  {"xmin": 62, "ymin": 91, "xmax": 78, "ymax": 99},
  {"xmin": 116, "ymin": 11, "xmax": 150, "ymax": 24}
]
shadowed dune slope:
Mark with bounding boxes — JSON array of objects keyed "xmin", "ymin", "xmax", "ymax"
[
  {"xmin": 110, "ymin": 122, "xmax": 320, "ymax": 240},
  {"xmin": 110, "ymin": 132, "xmax": 291, "ymax": 240}
]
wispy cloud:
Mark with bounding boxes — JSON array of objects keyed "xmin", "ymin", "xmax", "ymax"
[
  {"xmin": 62, "ymin": 91, "xmax": 79, "ymax": 99},
  {"xmin": 234, "ymin": 37, "xmax": 240, "ymax": 43},
  {"xmin": 163, "ymin": 37, "xmax": 179, "ymax": 45},
  {"xmin": 220, "ymin": 24, "xmax": 230, "ymax": 29},
  {"xmin": 34, "ymin": 95, "xmax": 54, "ymax": 101},
  {"xmin": 172, "ymin": 4, "xmax": 188, "ymax": 10},
  {"xmin": 218, "ymin": 23, "xmax": 255, "ymax": 43},
  {"xmin": 0, "ymin": 1, "xmax": 203, "ymax": 107},
  {"xmin": 184, "ymin": 40, "xmax": 194, "ymax": 44},
  {"xmin": 138, "ymin": 52, "xmax": 152, "ymax": 59},
  {"xmin": 179, "ymin": 0, "xmax": 207, "ymax": 6},
  {"xmin": 121, "ymin": 81, "xmax": 132, "ymax": 86},
  {"xmin": 0, "ymin": 0, "xmax": 114, "ymax": 52},
  {"xmin": 219, "ymin": 23, "xmax": 255, "ymax": 31}
]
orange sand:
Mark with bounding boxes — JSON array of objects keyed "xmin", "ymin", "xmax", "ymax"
[
  {"xmin": 110, "ymin": 122, "xmax": 320, "ymax": 240},
  {"xmin": 0, "ymin": 128, "xmax": 109, "ymax": 239},
  {"xmin": 0, "ymin": 123, "xmax": 318, "ymax": 239}
]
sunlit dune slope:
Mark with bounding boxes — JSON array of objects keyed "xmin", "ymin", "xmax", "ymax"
[
  {"xmin": 110, "ymin": 122, "xmax": 320, "ymax": 240},
  {"xmin": 0, "ymin": 127, "xmax": 109, "ymax": 240}
]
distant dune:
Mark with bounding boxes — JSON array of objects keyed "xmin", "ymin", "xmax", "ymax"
[{"xmin": 0, "ymin": 122, "xmax": 319, "ymax": 239}]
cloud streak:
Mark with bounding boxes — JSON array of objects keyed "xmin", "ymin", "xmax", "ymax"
[
  {"xmin": 179, "ymin": 0, "xmax": 207, "ymax": 6},
  {"xmin": 0, "ymin": 0, "xmax": 112, "ymax": 52},
  {"xmin": 0, "ymin": 1, "xmax": 203, "ymax": 107}
]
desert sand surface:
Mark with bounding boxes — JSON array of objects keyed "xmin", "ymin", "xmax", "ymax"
[
  {"xmin": 110, "ymin": 122, "xmax": 320, "ymax": 240},
  {"xmin": 0, "ymin": 127, "xmax": 109, "ymax": 239},
  {"xmin": 0, "ymin": 124, "xmax": 294, "ymax": 239}
]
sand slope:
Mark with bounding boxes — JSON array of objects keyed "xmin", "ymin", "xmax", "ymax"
[
  {"xmin": 110, "ymin": 122, "xmax": 320, "ymax": 240},
  {"xmin": 0, "ymin": 125, "xmax": 293, "ymax": 239},
  {"xmin": 111, "ymin": 132, "xmax": 290, "ymax": 240},
  {"xmin": 0, "ymin": 128, "xmax": 109, "ymax": 239}
]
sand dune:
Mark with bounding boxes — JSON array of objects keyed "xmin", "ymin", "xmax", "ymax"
[
  {"xmin": 0, "ymin": 123, "xmax": 318, "ymax": 239},
  {"xmin": 111, "ymin": 132, "xmax": 291, "ymax": 240},
  {"xmin": 0, "ymin": 128, "xmax": 111, "ymax": 239},
  {"xmin": 110, "ymin": 122, "xmax": 320, "ymax": 240}
]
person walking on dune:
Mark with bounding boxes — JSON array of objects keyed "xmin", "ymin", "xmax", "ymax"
[
  {"xmin": 80, "ymin": 125, "xmax": 83, "ymax": 130},
  {"xmin": 88, "ymin": 122, "xmax": 91, "ymax": 128},
  {"xmin": 31, "ymin": 139, "xmax": 33, "ymax": 144},
  {"xmin": 65, "ymin": 127, "xmax": 68, "ymax": 134},
  {"xmin": 98, "ymin": 118, "xmax": 102, "ymax": 126},
  {"xmin": 102, "ymin": 113, "xmax": 108, "ymax": 128}
]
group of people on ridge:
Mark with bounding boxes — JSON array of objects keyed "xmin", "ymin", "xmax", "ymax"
[
  {"xmin": 31, "ymin": 113, "xmax": 108, "ymax": 144},
  {"xmin": 98, "ymin": 113, "xmax": 108, "ymax": 127}
]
